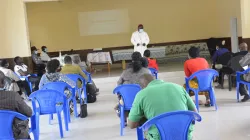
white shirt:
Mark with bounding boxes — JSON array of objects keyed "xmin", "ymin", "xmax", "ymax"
[
  {"xmin": 0, "ymin": 67, "xmax": 20, "ymax": 92},
  {"xmin": 41, "ymin": 51, "xmax": 51, "ymax": 62},
  {"xmin": 131, "ymin": 31, "xmax": 150, "ymax": 56},
  {"xmin": 131, "ymin": 31, "xmax": 150, "ymax": 47},
  {"xmin": 14, "ymin": 64, "xmax": 28, "ymax": 81}
]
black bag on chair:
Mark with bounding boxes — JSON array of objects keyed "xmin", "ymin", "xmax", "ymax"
[{"xmin": 79, "ymin": 104, "xmax": 88, "ymax": 118}]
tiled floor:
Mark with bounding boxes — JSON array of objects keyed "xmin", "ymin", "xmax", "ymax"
[{"xmin": 33, "ymin": 63, "xmax": 250, "ymax": 140}]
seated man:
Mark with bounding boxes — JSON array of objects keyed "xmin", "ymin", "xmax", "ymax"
[
  {"xmin": 61, "ymin": 56, "xmax": 99, "ymax": 102},
  {"xmin": 39, "ymin": 59, "xmax": 76, "ymax": 96},
  {"xmin": 31, "ymin": 46, "xmax": 45, "ymax": 76},
  {"xmin": 183, "ymin": 47, "xmax": 210, "ymax": 106},
  {"xmin": 212, "ymin": 42, "xmax": 229, "ymax": 66},
  {"xmin": 0, "ymin": 71, "xmax": 32, "ymax": 139},
  {"xmin": 40, "ymin": 46, "xmax": 51, "ymax": 62},
  {"xmin": 0, "ymin": 59, "xmax": 21, "ymax": 94},
  {"xmin": 14, "ymin": 56, "xmax": 40, "ymax": 96},
  {"xmin": 143, "ymin": 50, "xmax": 159, "ymax": 70},
  {"xmin": 128, "ymin": 74, "xmax": 197, "ymax": 140}
]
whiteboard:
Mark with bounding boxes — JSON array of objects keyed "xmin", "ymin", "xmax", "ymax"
[{"xmin": 78, "ymin": 9, "xmax": 130, "ymax": 36}]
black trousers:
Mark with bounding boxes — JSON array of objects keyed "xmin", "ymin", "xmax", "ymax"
[
  {"xmin": 218, "ymin": 67, "xmax": 234, "ymax": 85},
  {"xmin": 36, "ymin": 64, "xmax": 46, "ymax": 77},
  {"xmin": 16, "ymin": 76, "xmax": 40, "ymax": 96},
  {"xmin": 239, "ymin": 84, "xmax": 248, "ymax": 96}
]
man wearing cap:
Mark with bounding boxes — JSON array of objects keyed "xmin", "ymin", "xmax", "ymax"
[{"xmin": 131, "ymin": 24, "xmax": 150, "ymax": 56}]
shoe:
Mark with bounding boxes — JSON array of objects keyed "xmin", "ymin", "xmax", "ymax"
[
  {"xmin": 204, "ymin": 101, "xmax": 211, "ymax": 107},
  {"xmin": 241, "ymin": 95, "xmax": 250, "ymax": 102},
  {"xmin": 215, "ymin": 84, "xmax": 224, "ymax": 89}
]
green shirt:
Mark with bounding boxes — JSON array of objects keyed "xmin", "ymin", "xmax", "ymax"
[{"xmin": 128, "ymin": 80, "xmax": 196, "ymax": 140}]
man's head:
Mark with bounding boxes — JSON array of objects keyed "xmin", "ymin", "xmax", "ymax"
[
  {"xmin": 41, "ymin": 46, "xmax": 47, "ymax": 52},
  {"xmin": 72, "ymin": 56, "xmax": 80, "ymax": 64},
  {"xmin": 0, "ymin": 71, "xmax": 5, "ymax": 88},
  {"xmin": 140, "ymin": 57, "xmax": 148, "ymax": 68},
  {"xmin": 0, "ymin": 59, "xmax": 9, "ymax": 68},
  {"xmin": 143, "ymin": 50, "xmax": 150, "ymax": 58},
  {"xmin": 139, "ymin": 74, "xmax": 154, "ymax": 89},
  {"xmin": 31, "ymin": 46, "xmax": 38, "ymax": 54},
  {"xmin": 138, "ymin": 24, "xmax": 144, "ymax": 33},
  {"xmin": 64, "ymin": 56, "xmax": 72, "ymax": 64},
  {"xmin": 188, "ymin": 46, "xmax": 200, "ymax": 59},
  {"xmin": 14, "ymin": 56, "xmax": 23, "ymax": 65},
  {"xmin": 239, "ymin": 42, "xmax": 248, "ymax": 51},
  {"xmin": 46, "ymin": 59, "xmax": 61, "ymax": 73}
]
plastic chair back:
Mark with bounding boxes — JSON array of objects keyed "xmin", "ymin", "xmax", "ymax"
[
  {"xmin": 0, "ymin": 110, "xmax": 28, "ymax": 140},
  {"xmin": 82, "ymin": 70, "xmax": 92, "ymax": 82},
  {"xmin": 138, "ymin": 111, "xmax": 201, "ymax": 140},
  {"xmin": 42, "ymin": 82, "xmax": 72, "ymax": 94},
  {"xmin": 29, "ymin": 90, "xmax": 67, "ymax": 114},
  {"xmin": 66, "ymin": 74, "xmax": 86, "ymax": 85},
  {"xmin": 113, "ymin": 84, "xmax": 141, "ymax": 110},
  {"xmin": 216, "ymin": 52, "xmax": 233, "ymax": 65},
  {"xmin": 186, "ymin": 69, "xmax": 218, "ymax": 91},
  {"xmin": 149, "ymin": 68, "xmax": 158, "ymax": 79},
  {"xmin": 229, "ymin": 55, "xmax": 245, "ymax": 72}
]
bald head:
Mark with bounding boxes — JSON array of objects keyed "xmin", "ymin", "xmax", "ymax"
[
  {"xmin": 138, "ymin": 74, "xmax": 154, "ymax": 89},
  {"xmin": 239, "ymin": 42, "xmax": 248, "ymax": 51},
  {"xmin": 0, "ymin": 71, "xmax": 5, "ymax": 88}
]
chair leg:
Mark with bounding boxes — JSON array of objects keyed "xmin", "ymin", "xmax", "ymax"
[
  {"xmin": 137, "ymin": 128, "xmax": 144, "ymax": 140},
  {"xmin": 73, "ymin": 97, "xmax": 78, "ymax": 118},
  {"xmin": 194, "ymin": 91, "xmax": 199, "ymax": 112},
  {"xmin": 57, "ymin": 111, "xmax": 64, "ymax": 138},
  {"xmin": 35, "ymin": 113, "xmax": 40, "ymax": 139},
  {"xmin": 66, "ymin": 101, "xmax": 71, "ymax": 123},
  {"xmin": 228, "ymin": 75, "xmax": 232, "ymax": 91},
  {"xmin": 63, "ymin": 107, "xmax": 69, "ymax": 131},
  {"xmin": 49, "ymin": 114, "xmax": 53, "ymax": 125},
  {"xmin": 210, "ymin": 88, "xmax": 217, "ymax": 110},
  {"xmin": 236, "ymin": 82, "xmax": 240, "ymax": 102},
  {"xmin": 120, "ymin": 106, "xmax": 124, "ymax": 136}
]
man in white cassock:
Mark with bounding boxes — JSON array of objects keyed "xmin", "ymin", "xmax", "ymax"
[{"xmin": 131, "ymin": 24, "xmax": 150, "ymax": 56}]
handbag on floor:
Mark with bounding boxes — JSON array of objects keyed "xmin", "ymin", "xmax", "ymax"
[
  {"xmin": 79, "ymin": 104, "xmax": 88, "ymax": 118},
  {"xmin": 87, "ymin": 83, "xmax": 97, "ymax": 103}
]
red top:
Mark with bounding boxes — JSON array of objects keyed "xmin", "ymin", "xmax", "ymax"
[
  {"xmin": 184, "ymin": 57, "xmax": 209, "ymax": 77},
  {"xmin": 147, "ymin": 58, "xmax": 159, "ymax": 70}
]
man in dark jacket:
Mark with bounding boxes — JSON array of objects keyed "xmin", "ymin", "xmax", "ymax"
[{"xmin": 0, "ymin": 71, "xmax": 32, "ymax": 139}]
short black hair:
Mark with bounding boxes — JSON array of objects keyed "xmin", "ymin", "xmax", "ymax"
[
  {"xmin": 140, "ymin": 57, "xmax": 148, "ymax": 68},
  {"xmin": 0, "ymin": 59, "xmax": 8, "ymax": 67},
  {"xmin": 31, "ymin": 46, "xmax": 37, "ymax": 52},
  {"xmin": 188, "ymin": 46, "xmax": 200, "ymax": 58},
  {"xmin": 131, "ymin": 52, "xmax": 142, "ymax": 72},
  {"xmin": 46, "ymin": 59, "xmax": 60, "ymax": 73},
  {"xmin": 14, "ymin": 56, "xmax": 21, "ymax": 64},
  {"xmin": 144, "ymin": 50, "xmax": 150, "ymax": 57},
  {"xmin": 217, "ymin": 41, "xmax": 224, "ymax": 48},
  {"xmin": 41, "ymin": 46, "xmax": 47, "ymax": 51},
  {"xmin": 64, "ymin": 56, "xmax": 72, "ymax": 64}
]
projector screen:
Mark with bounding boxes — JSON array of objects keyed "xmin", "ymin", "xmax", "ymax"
[{"xmin": 78, "ymin": 9, "xmax": 130, "ymax": 36}]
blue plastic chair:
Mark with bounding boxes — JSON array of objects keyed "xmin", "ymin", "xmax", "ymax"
[
  {"xmin": 29, "ymin": 90, "xmax": 69, "ymax": 139},
  {"xmin": 17, "ymin": 74, "xmax": 38, "ymax": 97},
  {"xmin": 83, "ymin": 70, "xmax": 92, "ymax": 83},
  {"xmin": 149, "ymin": 68, "xmax": 158, "ymax": 79},
  {"xmin": 185, "ymin": 69, "xmax": 218, "ymax": 112},
  {"xmin": 137, "ymin": 111, "xmax": 202, "ymax": 140},
  {"xmin": 0, "ymin": 110, "xmax": 36, "ymax": 140},
  {"xmin": 42, "ymin": 82, "xmax": 75, "ymax": 122},
  {"xmin": 66, "ymin": 74, "xmax": 87, "ymax": 105},
  {"xmin": 236, "ymin": 68, "xmax": 250, "ymax": 102},
  {"xmin": 113, "ymin": 84, "xmax": 141, "ymax": 136}
]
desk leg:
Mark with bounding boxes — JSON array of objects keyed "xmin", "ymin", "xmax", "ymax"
[
  {"xmin": 122, "ymin": 60, "xmax": 126, "ymax": 70},
  {"xmin": 108, "ymin": 63, "xmax": 111, "ymax": 74}
]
